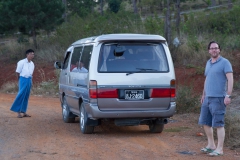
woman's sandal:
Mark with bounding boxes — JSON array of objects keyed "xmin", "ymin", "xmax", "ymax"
[
  {"xmin": 17, "ymin": 114, "xmax": 23, "ymax": 118},
  {"xmin": 200, "ymin": 147, "xmax": 214, "ymax": 153},
  {"xmin": 23, "ymin": 114, "xmax": 31, "ymax": 117},
  {"xmin": 208, "ymin": 151, "xmax": 223, "ymax": 156}
]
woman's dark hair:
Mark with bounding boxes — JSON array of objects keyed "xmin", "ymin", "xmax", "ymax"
[
  {"xmin": 208, "ymin": 41, "xmax": 221, "ymax": 50},
  {"xmin": 25, "ymin": 49, "xmax": 34, "ymax": 55}
]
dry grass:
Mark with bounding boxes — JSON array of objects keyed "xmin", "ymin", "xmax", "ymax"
[
  {"xmin": 224, "ymin": 89, "xmax": 240, "ymax": 148},
  {"xmin": 176, "ymin": 85, "xmax": 201, "ymax": 114},
  {"xmin": 174, "ymin": 35, "xmax": 210, "ymax": 67},
  {"xmin": 31, "ymin": 80, "xmax": 58, "ymax": 96},
  {"xmin": 0, "ymin": 82, "xmax": 18, "ymax": 94},
  {"xmin": 0, "ymin": 39, "xmax": 27, "ymax": 62},
  {"xmin": 0, "ymin": 80, "xmax": 58, "ymax": 97},
  {"xmin": 225, "ymin": 109, "xmax": 240, "ymax": 149}
]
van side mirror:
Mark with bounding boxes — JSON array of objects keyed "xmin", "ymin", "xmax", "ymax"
[{"xmin": 54, "ymin": 61, "xmax": 63, "ymax": 69}]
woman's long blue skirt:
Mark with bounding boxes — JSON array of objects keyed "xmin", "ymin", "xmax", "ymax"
[{"xmin": 10, "ymin": 77, "xmax": 32, "ymax": 113}]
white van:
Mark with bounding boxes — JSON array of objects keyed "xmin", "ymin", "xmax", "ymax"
[{"xmin": 54, "ymin": 34, "xmax": 176, "ymax": 134}]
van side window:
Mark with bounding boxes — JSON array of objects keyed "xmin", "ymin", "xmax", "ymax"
[
  {"xmin": 63, "ymin": 51, "xmax": 71, "ymax": 69},
  {"xmin": 80, "ymin": 45, "xmax": 93, "ymax": 71},
  {"xmin": 70, "ymin": 47, "xmax": 83, "ymax": 72}
]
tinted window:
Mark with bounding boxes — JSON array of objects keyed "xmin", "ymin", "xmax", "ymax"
[
  {"xmin": 98, "ymin": 43, "xmax": 169, "ymax": 72},
  {"xmin": 63, "ymin": 52, "xmax": 71, "ymax": 69},
  {"xmin": 70, "ymin": 46, "xmax": 83, "ymax": 72},
  {"xmin": 80, "ymin": 45, "xmax": 93, "ymax": 71}
]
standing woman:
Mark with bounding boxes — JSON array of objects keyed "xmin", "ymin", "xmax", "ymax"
[{"xmin": 10, "ymin": 49, "xmax": 35, "ymax": 118}]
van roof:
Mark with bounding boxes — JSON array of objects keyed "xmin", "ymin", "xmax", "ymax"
[{"xmin": 71, "ymin": 34, "xmax": 166, "ymax": 45}]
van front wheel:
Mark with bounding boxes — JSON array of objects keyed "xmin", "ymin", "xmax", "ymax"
[
  {"xmin": 149, "ymin": 123, "xmax": 164, "ymax": 133},
  {"xmin": 80, "ymin": 103, "xmax": 94, "ymax": 134}
]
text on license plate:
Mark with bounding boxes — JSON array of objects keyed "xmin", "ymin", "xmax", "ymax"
[{"xmin": 125, "ymin": 90, "xmax": 144, "ymax": 100}]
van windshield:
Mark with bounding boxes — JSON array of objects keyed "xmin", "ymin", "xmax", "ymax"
[{"xmin": 98, "ymin": 42, "xmax": 169, "ymax": 73}]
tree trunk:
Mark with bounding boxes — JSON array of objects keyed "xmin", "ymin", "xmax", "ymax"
[
  {"xmin": 164, "ymin": 0, "xmax": 171, "ymax": 44},
  {"xmin": 159, "ymin": 0, "xmax": 163, "ymax": 10},
  {"xmin": 132, "ymin": 0, "xmax": 138, "ymax": 14},
  {"xmin": 32, "ymin": 29, "xmax": 38, "ymax": 49},
  {"xmin": 211, "ymin": 0, "xmax": 216, "ymax": 12},
  {"xmin": 176, "ymin": 0, "xmax": 180, "ymax": 37},
  {"xmin": 62, "ymin": 0, "xmax": 67, "ymax": 21},
  {"xmin": 101, "ymin": 0, "xmax": 104, "ymax": 16},
  {"xmin": 211, "ymin": 0, "xmax": 216, "ymax": 6},
  {"xmin": 138, "ymin": 0, "xmax": 142, "ymax": 15},
  {"xmin": 228, "ymin": 0, "xmax": 232, "ymax": 9}
]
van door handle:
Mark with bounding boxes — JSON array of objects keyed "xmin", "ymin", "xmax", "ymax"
[
  {"xmin": 65, "ymin": 73, "xmax": 67, "ymax": 75},
  {"xmin": 77, "ymin": 84, "xmax": 84, "ymax": 87}
]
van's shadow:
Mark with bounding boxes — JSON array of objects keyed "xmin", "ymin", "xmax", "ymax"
[{"xmin": 72, "ymin": 117, "xmax": 158, "ymax": 136}]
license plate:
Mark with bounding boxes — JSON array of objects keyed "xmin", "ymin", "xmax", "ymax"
[{"xmin": 125, "ymin": 90, "xmax": 144, "ymax": 100}]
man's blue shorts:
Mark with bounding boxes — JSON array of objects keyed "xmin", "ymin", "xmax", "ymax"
[{"xmin": 198, "ymin": 97, "xmax": 226, "ymax": 128}]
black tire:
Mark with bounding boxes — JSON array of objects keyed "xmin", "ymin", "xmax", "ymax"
[
  {"xmin": 149, "ymin": 123, "xmax": 164, "ymax": 133},
  {"xmin": 80, "ymin": 103, "xmax": 94, "ymax": 134},
  {"xmin": 62, "ymin": 96, "xmax": 75, "ymax": 123}
]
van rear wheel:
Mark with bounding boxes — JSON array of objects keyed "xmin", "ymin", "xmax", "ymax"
[
  {"xmin": 80, "ymin": 103, "xmax": 94, "ymax": 134},
  {"xmin": 149, "ymin": 123, "xmax": 164, "ymax": 133},
  {"xmin": 62, "ymin": 96, "xmax": 75, "ymax": 123}
]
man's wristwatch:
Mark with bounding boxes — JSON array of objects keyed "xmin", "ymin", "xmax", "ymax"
[{"xmin": 225, "ymin": 94, "xmax": 231, "ymax": 98}]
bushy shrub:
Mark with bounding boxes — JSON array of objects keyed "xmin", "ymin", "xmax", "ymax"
[
  {"xmin": 0, "ymin": 82, "xmax": 18, "ymax": 93},
  {"xmin": 144, "ymin": 16, "xmax": 164, "ymax": 35},
  {"xmin": 176, "ymin": 85, "xmax": 201, "ymax": 114},
  {"xmin": 53, "ymin": 12, "xmax": 144, "ymax": 50},
  {"xmin": 0, "ymin": 39, "xmax": 31, "ymax": 63},
  {"xmin": 182, "ymin": 5, "xmax": 240, "ymax": 36},
  {"xmin": 225, "ymin": 109, "xmax": 240, "ymax": 148},
  {"xmin": 172, "ymin": 34, "xmax": 210, "ymax": 66},
  {"xmin": 233, "ymin": 79, "xmax": 240, "ymax": 90},
  {"xmin": 31, "ymin": 80, "xmax": 58, "ymax": 96}
]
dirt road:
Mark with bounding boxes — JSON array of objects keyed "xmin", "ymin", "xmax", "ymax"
[{"xmin": 0, "ymin": 93, "xmax": 239, "ymax": 160}]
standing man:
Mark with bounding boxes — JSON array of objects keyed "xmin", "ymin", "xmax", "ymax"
[
  {"xmin": 10, "ymin": 49, "xmax": 35, "ymax": 118},
  {"xmin": 199, "ymin": 41, "xmax": 233, "ymax": 156}
]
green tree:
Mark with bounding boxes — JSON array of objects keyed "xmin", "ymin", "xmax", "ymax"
[
  {"xmin": 0, "ymin": 0, "xmax": 64, "ymax": 48},
  {"xmin": 0, "ymin": 1, "xmax": 12, "ymax": 33},
  {"xmin": 108, "ymin": 0, "xmax": 121, "ymax": 13},
  {"xmin": 67, "ymin": 0, "xmax": 97, "ymax": 17},
  {"xmin": 175, "ymin": 0, "xmax": 197, "ymax": 37}
]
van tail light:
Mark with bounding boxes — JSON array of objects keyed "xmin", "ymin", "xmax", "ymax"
[
  {"xmin": 170, "ymin": 88, "xmax": 176, "ymax": 98},
  {"xmin": 89, "ymin": 80, "xmax": 118, "ymax": 98},
  {"xmin": 89, "ymin": 80, "xmax": 97, "ymax": 98},
  {"xmin": 151, "ymin": 88, "xmax": 172, "ymax": 98},
  {"xmin": 98, "ymin": 89, "xmax": 118, "ymax": 98},
  {"xmin": 151, "ymin": 79, "xmax": 176, "ymax": 98},
  {"xmin": 170, "ymin": 79, "xmax": 176, "ymax": 98}
]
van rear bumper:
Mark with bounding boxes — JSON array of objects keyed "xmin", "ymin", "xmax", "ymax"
[{"xmin": 85, "ymin": 102, "xmax": 176, "ymax": 119}]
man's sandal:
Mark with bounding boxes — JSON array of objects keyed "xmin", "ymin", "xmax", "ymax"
[
  {"xmin": 208, "ymin": 151, "xmax": 223, "ymax": 156},
  {"xmin": 23, "ymin": 114, "xmax": 31, "ymax": 117},
  {"xmin": 17, "ymin": 114, "xmax": 23, "ymax": 118},
  {"xmin": 200, "ymin": 147, "xmax": 214, "ymax": 153}
]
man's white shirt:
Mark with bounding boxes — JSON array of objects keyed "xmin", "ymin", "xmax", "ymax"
[
  {"xmin": 16, "ymin": 58, "xmax": 35, "ymax": 78},
  {"xmin": 72, "ymin": 67, "xmax": 88, "ymax": 73}
]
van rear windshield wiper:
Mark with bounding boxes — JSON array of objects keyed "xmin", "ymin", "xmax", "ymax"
[{"xmin": 126, "ymin": 68, "xmax": 158, "ymax": 76}]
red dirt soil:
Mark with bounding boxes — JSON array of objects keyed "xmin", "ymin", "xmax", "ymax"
[
  {"xmin": 1, "ymin": 93, "xmax": 239, "ymax": 160},
  {"xmin": 0, "ymin": 62, "xmax": 57, "ymax": 87}
]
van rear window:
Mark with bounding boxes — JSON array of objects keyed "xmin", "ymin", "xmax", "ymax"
[{"xmin": 98, "ymin": 42, "xmax": 169, "ymax": 73}]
